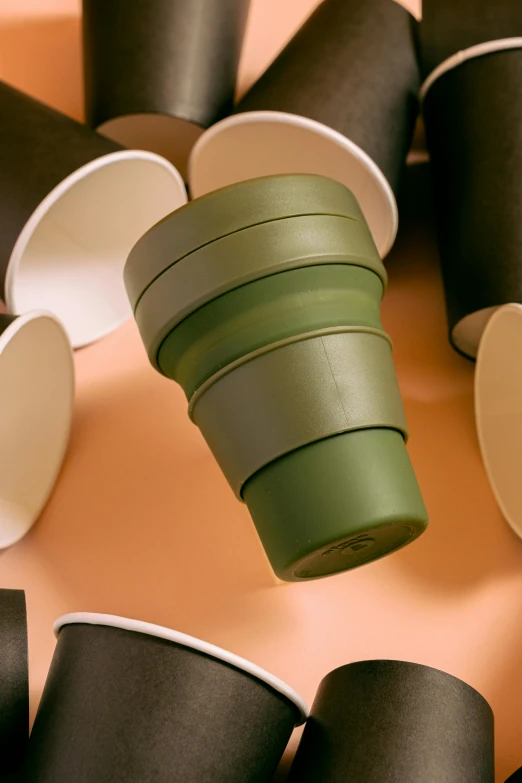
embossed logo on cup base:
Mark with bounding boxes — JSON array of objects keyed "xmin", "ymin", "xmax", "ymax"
[
  {"xmin": 293, "ymin": 535, "xmax": 378, "ymax": 578},
  {"xmin": 322, "ymin": 535, "xmax": 376, "ymax": 557}
]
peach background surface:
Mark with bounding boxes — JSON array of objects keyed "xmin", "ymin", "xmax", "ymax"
[{"xmin": 2, "ymin": 1, "xmax": 522, "ymax": 780}]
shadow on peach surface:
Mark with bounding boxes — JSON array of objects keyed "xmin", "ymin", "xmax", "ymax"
[{"xmin": 384, "ymin": 163, "xmax": 522, "ymax": 593}]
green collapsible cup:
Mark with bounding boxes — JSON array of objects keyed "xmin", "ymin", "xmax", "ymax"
[{"xmin": 125, "ymin": 175, "xmax": 428, "ymax": 581}]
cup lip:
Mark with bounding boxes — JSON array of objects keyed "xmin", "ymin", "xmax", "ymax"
[
  {"xmin": 188, "ymin": 110, "xmax": 398, "ymax": 259},
  {"xmin": 54, "ymin": 612, "xmax": 309, "ymax": 723},
  {"xmin": 5, "ymin": 149, "xmax": 186, "ymax": 349},
  {"xmin": 0, "ymin": 310, "xmax": 74, "ymax": 548},
  {"xmin": 475, "ymin": 302, "xmax": 522, "ymax": 539},
  {"xmin": 420, "ymin": 37, "xmax": 522, "ymax": 101}
]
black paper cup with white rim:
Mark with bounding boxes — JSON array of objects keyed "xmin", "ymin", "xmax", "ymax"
[
  {"xmin": 25, "ymin": 613, "xmax": 308, "ymax": 782},
  {"xmin": 189, "ymin": 0, "xmax": 419, "ymax": 257},
  {"xmin": 420, "ymin": 39, "xmax": 522, "ymax": 358},
  {"xmin": 0, "ymin": 589, "xmax": 28, "ymax": 781},
  {"xmin": 416, "ymin": 0, "xmax": 522, "ymax": 79},
  {"xmin": 0, "ymin": 81, "xmax": 186, "ymax": 349},
  {"xmin": 288, "ymin": 660, "xmax": 494, "ymax": 782},
  {"xmin": 83, "ymin": 0, "xmax": 251, "ymax": 180},
  {"xmin": 0, "ymin": 312, "xmax": 73, "ymax": 548}
]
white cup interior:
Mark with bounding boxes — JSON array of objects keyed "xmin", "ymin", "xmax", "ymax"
[
  {"xmin": 188, "ymin": 111, "xmax": 397, "ymax": 258},
  {"xmin": 0, "ymin": 312, "xmax": 74, "ymax": 548},
  {"xmin": 475, "ymin": 303, "xmax": 522, "ymax": 537},
  {"xmin": 6, "ymin": 151, "xmax": 187, "ymax": 349},
  {"xmin": 98, "ymin": 114, "xmax": 205, "ymax": 182}
]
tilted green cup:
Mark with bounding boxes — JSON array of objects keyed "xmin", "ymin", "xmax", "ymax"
[{"xmin": 125, "ymin": 174, "xmax": 428, "ymax": 580}]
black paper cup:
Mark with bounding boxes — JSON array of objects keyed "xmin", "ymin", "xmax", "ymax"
[
  {"xmin": 475, "ymin": 303, "xmax": 522, "ymax": 539},
  {"xmin": 416, "ymin": 0, "xmax": 522, "ymax": 79},
  {"xmin": 506, "ymin": 768, "xmax": 522, "ymax": 782},
  {"xmin": 0, "ymin": 81, "xmax": 186, "ymax": 349},
  {"xmin": 25, "ymin": 613, "xmax": 308, "ymax": 782},
  {"xmin": 288, "ymin": 660, "xmax": 494, "ymax": 782},
  {"xmin": 189, "ymin": 0, "xmax": 419, "ymax": 256},
  {"xmin": 420, "ymin": 40, "xmax": 522, "ymax": 358},
  {"xmin": 83, "ymin": 0, "xmax": 251, "ymax": 180},
  {"xmin": 0, "ymin": 312, "xmax": 73, "ymax": 548},
  {"xmin": 0, "ymin": 589, "xmax": 28, "ymax": 781}
]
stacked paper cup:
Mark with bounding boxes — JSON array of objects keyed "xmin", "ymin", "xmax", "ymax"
[
  {"xmin": 125, "ymin": 174, "xmax": 428, "ymax": 581},
  {"xmin": 417, "ymin": 0, "xmax": 522, "ymax": 358}
]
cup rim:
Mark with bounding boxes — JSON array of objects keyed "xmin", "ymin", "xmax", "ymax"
[
  {"xmin": 6, "ymin": 149, "xmax": 186, "ymax": 349},
  {"xmin": 420, "ymin": 37, "xmax": 522, "ymax": 101},
  {"xmin": 475, "ymin": 303, "xmax": 522, "ymax": 539},
  {"xmin": 54, "ymin": 612, "xmax": 309, "ymax": 723},
  {"xmin": 0, "ymin": 310, "xmax": 74, "ymax": 548},
  {"xmin": 188, "ymin": 110, "xmax": 398, "ymax": 259}
]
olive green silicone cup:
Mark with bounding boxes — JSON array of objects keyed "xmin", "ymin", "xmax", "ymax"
[
  {"xmin": 158, "ymin": 264, "xmax": 385, "ymax": 399},
  {"xmin": 124, "ymin": 174, "xmax": 428, "ymax": 581},
  {"xmin": 243, "ymin": 428, "xmax": 428, "ymax": 581}
]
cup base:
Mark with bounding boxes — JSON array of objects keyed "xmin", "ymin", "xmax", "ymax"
[
  {"xmin": 290, "ymin": 521, "xmax": 419, "ymax": 580},
  {"xmin": 243, "ymin": 428, "xmax": 428, "ymax": 582}
]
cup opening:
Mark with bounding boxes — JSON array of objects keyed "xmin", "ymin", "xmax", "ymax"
[
  {"xmin": 188, "ymin": 111, "xmax": 397, "ymax": 258},
  {"xmin": 98, "ymin": 114, "xmax": 205, "ymax": 182},
  {"xmin": 475, "ymin": 303, "xmax": 522, "ymax": 538},
  {"xmin": 6, "ymin": 151, "xmax": 187, "ymax": 349},
  {"xmin": 54, "ymin": 612, "xmax": 309, "ymax": 723},
  {"xmin": 451, "ymin": 306, "xmax": 499, "ymax": 359},
  {"xmin": 0, "ymin": 313, "xmax": 74, "ymax": 548}
]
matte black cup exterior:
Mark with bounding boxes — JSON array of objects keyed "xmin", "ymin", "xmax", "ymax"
[
  {"xmin": 0, "ymin": 80, "xmax": 186, "ymax": 349},
  {"xmin": 235, "ymin": 0, "xmax": 419, "ymax": 195},
  {"xmin": 0, "ymin": 589, "xmax": 28, "ymax": 781},
  {"xmin": 288, "ymin": 660, "xmax": 494, "ymax": 782},
  {"xmin": 416, "ymin": 0, "xmax": 522, "ymax": 78},
  {"xmin": 0, "ymin": 81, "xmax": 118, "ymax": 301},
  {"xmin": 506, "ymin": 768, "xmax": 522, "ymax": 782},
  {"xmin": 422, "ymin": 47, "xmax": 522, "ymax": 358},
  {"xmin": 189, "ymin": 0, "xmax": 419, "ymax": 257},
  {"xmin": 25, "ymin": 616, "xmax": 307, "ymax": 782},
  {"xmin": 83, "ymin": 0, "xmax": 251, "ymax": 176}
]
